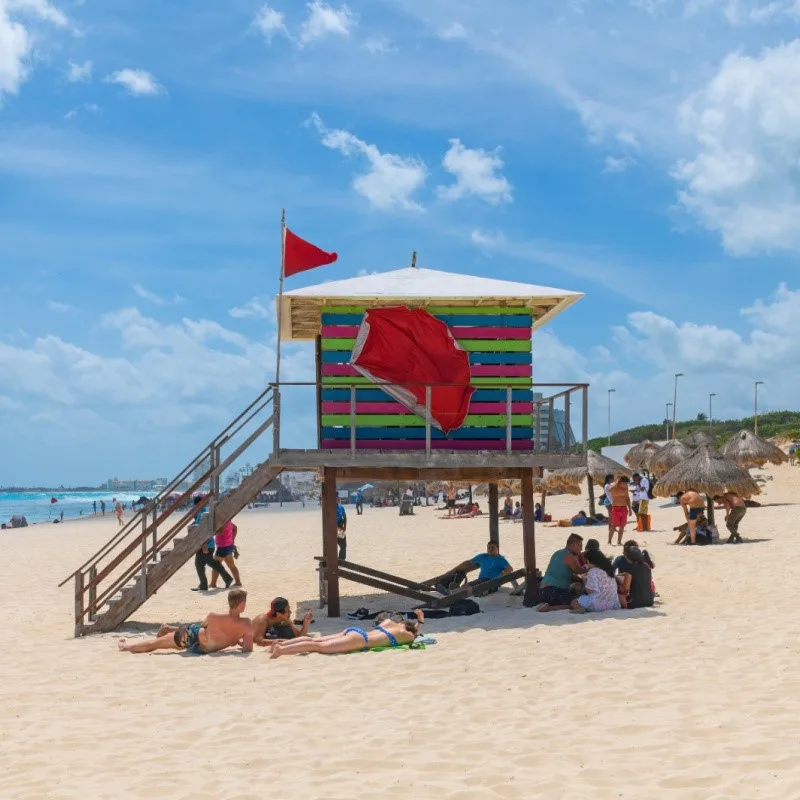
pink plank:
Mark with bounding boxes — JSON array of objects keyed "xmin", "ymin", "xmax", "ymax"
[
  {"xmin": 322, "ymin": 439, "xmax": 533, "ymax": 450},
  {"xmin": 320, "ymin": 325, "xmax": 531, "ymax": 340},
  {"xmin": 322, "ymin": 363, "xmax": 532, "ymax": 378},
  {"xmin": 321, "ymin": 402, "xmax": 534, "ymax": 414}
]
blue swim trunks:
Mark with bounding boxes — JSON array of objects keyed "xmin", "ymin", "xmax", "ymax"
[{"xmin": 173, "ymin": 623, "xmax": 206, "ymax": 655}]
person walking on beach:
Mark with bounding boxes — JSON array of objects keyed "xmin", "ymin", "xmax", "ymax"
[
  {"xmin": 337, "ymin": 502, "xmax": 347, "ymax": 560},
  {"xmin": 100, "ymin": 500, "xmax": 106, "ymax": 516},
  {"xmin": 608, "ymin": 476, "xmax": 632, "ymax": 546},
  {"xmin": 355, "ymin": 490, "xmax": 364, "ymax": 516},
  {"xmin": 679, "ymin": 490, "xmax": 706, "ymax": 545},
  {"xmin": 93, "ymin": 500, "xmax": 97, "ymax": 515},
  {"xmin": 114, "ymin": 498, "xmax": 123, "ymax": 526},
  {"xmin": 212, "ymin": 519, "xmax": 242, "ymax": 587},
  {"xmin": 714, "ymin": 492, "xmax": 746, "ymax": 544},
  {"xmin": 191, "ymin": 499, "xmax": 232, "ymax": 591},
  {"xmin": 117, "ymin": 589, "xmax": 252, "ymax": 655}
]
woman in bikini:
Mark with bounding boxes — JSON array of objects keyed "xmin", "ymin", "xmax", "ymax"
[{"xmin": 268, "ymin": 610, "xmax": 425, "ymax": 658}]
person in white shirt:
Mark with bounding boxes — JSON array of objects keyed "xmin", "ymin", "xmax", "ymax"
[{"xmin": 630, "ymin": 473, "xmax": 651, "ymax": 531}]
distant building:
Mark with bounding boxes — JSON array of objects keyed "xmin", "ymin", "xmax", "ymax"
[
  {"xmin": 192, "ymin": 456, "xmax": 211, "ymax": 492},
  {"xmin": 533, "ymin": 393, "xmax": 576, "ymax": 452}
]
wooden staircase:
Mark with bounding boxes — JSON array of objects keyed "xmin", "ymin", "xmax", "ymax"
[{"xmin": 60, "ymin": 387, "xmax": 282, "ymax": 636}]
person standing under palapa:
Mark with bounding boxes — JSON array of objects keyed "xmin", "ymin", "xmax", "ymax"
[
  {"xmin": 608, "ymin": 476, "xmax": 632, "ymax": 546},
  {"xmin": 714, "ymin": 491, "xmax": 746, "ymax": 544}
]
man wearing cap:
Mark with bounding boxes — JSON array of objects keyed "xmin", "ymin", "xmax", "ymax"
[
  {"xmin": 252, "ymin": 598, "xmax": 313, "ymax": 646},
  {"xmin": 630, "ymin": 473, "xmax": 651, "ymax": 532}
]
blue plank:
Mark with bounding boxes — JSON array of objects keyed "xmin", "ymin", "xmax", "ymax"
[
  {"xmin": 321, "ymin": 426, "xmax": 533, "ymax": 440},
  {"xmin": 320, "ymin": 350, "xmax": 531, "ymax": 365},
  {"xmin": 320, "ymin": 388, "xmax": 534, "ymax": 402},
  {"xmin": 321, "ymin": 313, "xmax": 532, "ymax": 328}
]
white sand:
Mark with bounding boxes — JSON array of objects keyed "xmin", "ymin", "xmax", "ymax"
[{"xmin": 3, "ymin": 466, "xmax": 800, "ymax": 798}]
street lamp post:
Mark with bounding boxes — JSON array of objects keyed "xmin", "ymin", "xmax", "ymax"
[
  {"xmin": 709, "ymin": 393, "xmax": 716, "ymax": 433},
  {"xmin": 665, "ymin": 402, "xmax": 672, "ymax": 441},
  {"xmin": 672, "ymin": 373, "xmax": 684, "ymax": 439},
  {"xmin": 754, "ymin": 381, "xmax": 764, "ymax": 435},
  {"xmin": 607, "ymin": 388, "xmax": 616, "ymax": 447}
]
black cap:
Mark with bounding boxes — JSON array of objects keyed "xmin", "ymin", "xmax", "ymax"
[
  {"xmin": 270, "ymin": 597, "xmax": 289, "ymax": 614},
  {"xmin": 626, "ymin": 546, "xmax": 643, "ymax": 562}
]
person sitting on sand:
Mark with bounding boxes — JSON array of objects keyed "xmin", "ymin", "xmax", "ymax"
[
  {"xmin": 118, "ymin": 589, "xmax": 253, "ymax": 655},
  {"xmin": 503, "ymin": 496, "xmax": 514, "ymax": 519},
  {"xmin": 536, "ymin": 534, "xmax": 587, "ymax": 611},
  {"xmin": 678, "ymin": 490, "xmax": 706, "ymax": 545},
  {"xmin": 433, "ymin": 540, "xmax": 513, "ymax": 593},
  {"xmin": 674, "ymin": 515, "xmax": 714, "ymax": 545},
  {"xmin": 252, "ymin": 597, "xmax": 313, "ymax": 646},
  {"xmin": 269, "ymin": 609, "xmax": 425, "ymax": 658},
  {"xmin": 534, "ymin": 502, "xmax": 542, "ymax": 522},
  {"xmin": 571, "ymin": 549, "xmax": 621, "ymax": 613},
  {"xmin": 616, "ymin": 547, "xmax": 654, "ymax": 610}
]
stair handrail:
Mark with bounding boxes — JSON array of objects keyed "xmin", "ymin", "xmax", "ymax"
[{"xmin": 58, "ymin": 385, "xmax": 274, "ymax": 588}]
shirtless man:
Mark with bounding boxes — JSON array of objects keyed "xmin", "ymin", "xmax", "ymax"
[
  {"xmin": 252, "ymin": 597, "xmax": 313, "ymax": 646},
  {"xmin": 679, "ymin": 490, "xmax": 706, "ymax": 545},
  {"xmin": 608, "ymin": 476, "xmax": 632, "ymax": 546},
  {"xmin": 269, "ymin": 609, "xmax": 424, "ymax": 658},
  {"xmin": 714, "ymin": 492, "xmax": 746, "ymax": 544},
  {"xmin": 117, "ymin": 589, "xmax": 253, "ymax": 655}
]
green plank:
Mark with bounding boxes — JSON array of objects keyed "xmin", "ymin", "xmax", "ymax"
[
  {"xmin": 321, "ymin": 376, "xmax": 533, "ymax": 387},
  {"xmin": 322, "ymin": 305, "xmax": 533, "ymax": 316},
  {"xmin": 321, "ymin": 338, "xmax": 531, "ymax": 352},
  {"xmin": 321, "ymin": 414, "xmax": 533, "ymax": 427}
]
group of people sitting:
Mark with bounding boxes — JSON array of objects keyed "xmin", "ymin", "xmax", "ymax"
[
  {"xmin": 533, "ymin": 533, "xmax": 655, "ymax": 614},
  {"xmin": 118, "ymin": 589, "xmax": 426, "ymax": 658},
  {"xmin": 442, "ymin": 502, "xmax": 483, "ymax": 519}
]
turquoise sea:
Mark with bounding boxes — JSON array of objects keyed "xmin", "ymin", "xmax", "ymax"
[{"xmin": 0, "ymin": 491, "xmax": 155, "ymax": 525}]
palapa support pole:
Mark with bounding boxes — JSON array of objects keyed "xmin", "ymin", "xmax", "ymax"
[
  {"xmin": 587, "ymin": 475, "xmax": 596, "ymax": 518},
  {"xmin": 488, "ymin": 483, "xmax": 499, "ymax": 546},
  {"xmin": 274, "ymin": 208, "xmax": 286, "ymax": 452},
  {"xmin": 321, "ymin": 467, "xmax": 340, "ymax": 617},
  {"xmin": 411, "ymin": 250, "xmax": 417, "ymax": 268},
  {"xmin": 521, "ymin": 470, "xmax": 537, "ymax": 607}
]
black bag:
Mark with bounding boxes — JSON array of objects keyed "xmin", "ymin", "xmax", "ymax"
[
  {"xmin": 647, "ymin": 477, "xmax": 656, "ymax": 500},
  {"xmin": 448, "ymin": 599, "xmax": 480, "ymax": 616}
]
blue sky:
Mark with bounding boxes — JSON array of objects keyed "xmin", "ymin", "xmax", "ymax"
[{"xmin": 2, "ymin": 0, "xmax": 800, "ymax": 486}]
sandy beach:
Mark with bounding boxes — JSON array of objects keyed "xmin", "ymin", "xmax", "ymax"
[{"xmin": 3, "ymin": 466, "xmax": 800, "ymax": 799}]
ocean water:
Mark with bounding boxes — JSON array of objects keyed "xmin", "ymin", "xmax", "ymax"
[{"xmin": 0, "ymin": 491, "xmax": 155, "ymax": 525}]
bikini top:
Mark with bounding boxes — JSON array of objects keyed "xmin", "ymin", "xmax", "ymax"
[{"xmin": 375, "ymin": 625, "xmax": 399, "ymax": 647}]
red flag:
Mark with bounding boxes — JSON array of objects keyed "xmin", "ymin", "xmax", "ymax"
[
  {"xmin": 350, "ymin": 307, "xmax": 474, "ymax": 433},
  {"xmin": 284, "ymin": 228, "xmax": 338, "ymax": 277}
]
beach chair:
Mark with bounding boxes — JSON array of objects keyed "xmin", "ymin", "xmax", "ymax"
[{"xmin": 315, "ymin": 557, "xmax": 525, "ymax": 610}]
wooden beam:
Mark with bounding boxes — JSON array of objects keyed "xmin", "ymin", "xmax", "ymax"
[
  {"xmin": 488, "ymin": 483, "xmax": 499, "ymax": 546},
  {"xmin": 333, "ymin": 467, "xmax": 529, "ymax": 481},
  {"xmin": 321, "ymin": 467, "xmax": 340, "ymax": 617},
  {"xmin": 521, "ymin": 470, "xmax": 537, "ymax": 607}
]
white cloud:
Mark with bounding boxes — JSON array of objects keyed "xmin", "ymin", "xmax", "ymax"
[
  {"xmin": 308, "ymin": 112, "xmax": 428, "ymax": 211},
  {"xmin": 7, "ymin": 0, "xmax": 67, "ymax": 27},
  {"xmin": 470, "ymin": 228, "xmax": 507, "ymax": 248},
  {"xmin": 66, "ymin": 59, "xmax": 91, "ymax": 82},
  {"xmin": 438, "ymin": 21, "xmax": 467, "ymax": 40},
  {"xmin": 131, "ymin": 283, "xmax": 184, "ymax": 306},
  {"xmin": 362, "ymin": 35, "xmax": 393, "ymax": 54},
  {"xmin": 64, "ymin": 101, "xmax": 99, "ymax": 120},
  {"xmin": 603, "ymin": 154, "xmax": 635, "ymax": 173},
  {"xmin": 253, "ymin": 4, "xmax": 287, "ymax": 41},
  {"xmin": 616, "ymin": 129, "xmax": 640, "ymax": 149},
  {"xmin": 299, "ymin": 1, "xmax": 355, "ymax": 46},
  {"xmin": 0, "ymin": 2, "xmax": 30, "ymax": 99},
  {"xmin": 229, "ymin": 295, "xmax": 273, "ymax": 320},
  {"xmin": 437, "ymin": 139, "xmax": 512, "ymax": 205},
  {"xmin": 674, "ymin": 40, "xmax": 800, "ymax": 254},
  {"xmin": 106, "ymin": 68, "xmax": 162, "ymax": 96},
  {"xmin": 47, "ymin": 300, "xmax": 74, "ymax": 312}
]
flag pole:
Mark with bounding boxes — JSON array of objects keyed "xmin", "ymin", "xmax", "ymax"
[{"xmin": 276, "ymin": 208, "xmax": 286, "ymax": 387}]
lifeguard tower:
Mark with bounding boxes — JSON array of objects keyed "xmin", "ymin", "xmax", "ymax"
[{"xmin": 62, "ymin": 263, "xmax": 589, "ymax": 635}]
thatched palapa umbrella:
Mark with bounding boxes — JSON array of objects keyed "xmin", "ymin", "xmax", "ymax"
[
  {"xmin": 647, "ymin": 438, "xmax": 693, "ymax": 478},
  {"xmin": 721, "ymin": 429, "xmax": 788, "ymax": 469},
  {"xmin": 682, "ymin": 430, "xmax": 715, "ymax": 448},
  {"xmin": 624, "ymin": 440, "xmax": 662, "ymax": 470},
  {"xmin": 547, "ymin": 450, "xmax": 631, "ymax": 517},
  {"xmin": 654, "ymin": 444, "xmax": 761, "ymax": 524}
]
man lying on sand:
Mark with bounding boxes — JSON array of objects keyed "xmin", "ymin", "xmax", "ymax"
[
  {"xmin": 117, "ymin": 589, "xmax": 253, "ymax": 655},
  {"xmin": 268, "ymin": 609, "xmax": 424, "ymax": 658},
  {"xmin": 252, "ymin": 597, "xmax": 313, "ymax": 646}
]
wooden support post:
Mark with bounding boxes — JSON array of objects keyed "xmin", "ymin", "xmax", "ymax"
[
  {"xmin": 273, "ymin": 387, "xmax": 281, "ymax": 454},
  {"xmin": 88, "ymin": 566, "xmax": 97, "ymax": 622},
  {"xmin": 74, "ymin": 571, "xmax": 84, "ymax": 637},
  {"xmin": 564, "ymin": 392, "xmax": 571, "ymax": 452},
  {"xmin": 488, "ymin": 483, "xmax": 499, "ymax": 546},
  {"xmin": 582, "ymin": 385, "xmax": 589, "ymax": 451},
  {"xmin": 140, "ymin": 535, "xmax": 147, "ymax": 601},
  {"xmin": 151, "ymin": 503, "xmax": 157, "ymax": 555},
  {"xmin": 587, "ymin": 475, "xmax": 596, "ymax": 518},
  {"xmin": 706, "ymin": 495, "xmax": 715, "ymax": 527},
  {"xmin": 521, "ymin": 470, "xmax": 537, "ymax": 607},
  {"xmin": 321, "ymin": 467, "xmax": 340, "ymax": 617}
]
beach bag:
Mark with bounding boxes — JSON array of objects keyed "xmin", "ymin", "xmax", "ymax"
[
  {"xmin": 543, "ymin": 513, "xmax": 552, "ymax": 522},
  {"xmin": 647, "ymin": 478, "xmax": 656, "ymax": 500},
  {"xmin": 448, "ymin": 599, "xmax": 480, "ymax": 616},
  {"xmin": 636, "ymin": 515, "xmax": 652, "ymax": 532}
]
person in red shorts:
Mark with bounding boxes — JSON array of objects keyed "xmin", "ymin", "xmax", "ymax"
[{"xmin": 607, "ymin": 476, "xmax": 632, "ymax": 547}]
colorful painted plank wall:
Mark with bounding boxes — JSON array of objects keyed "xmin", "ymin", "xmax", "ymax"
[{"xmin": 319, "ymin": 306, "xmax": 534, "ymax": 451}]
